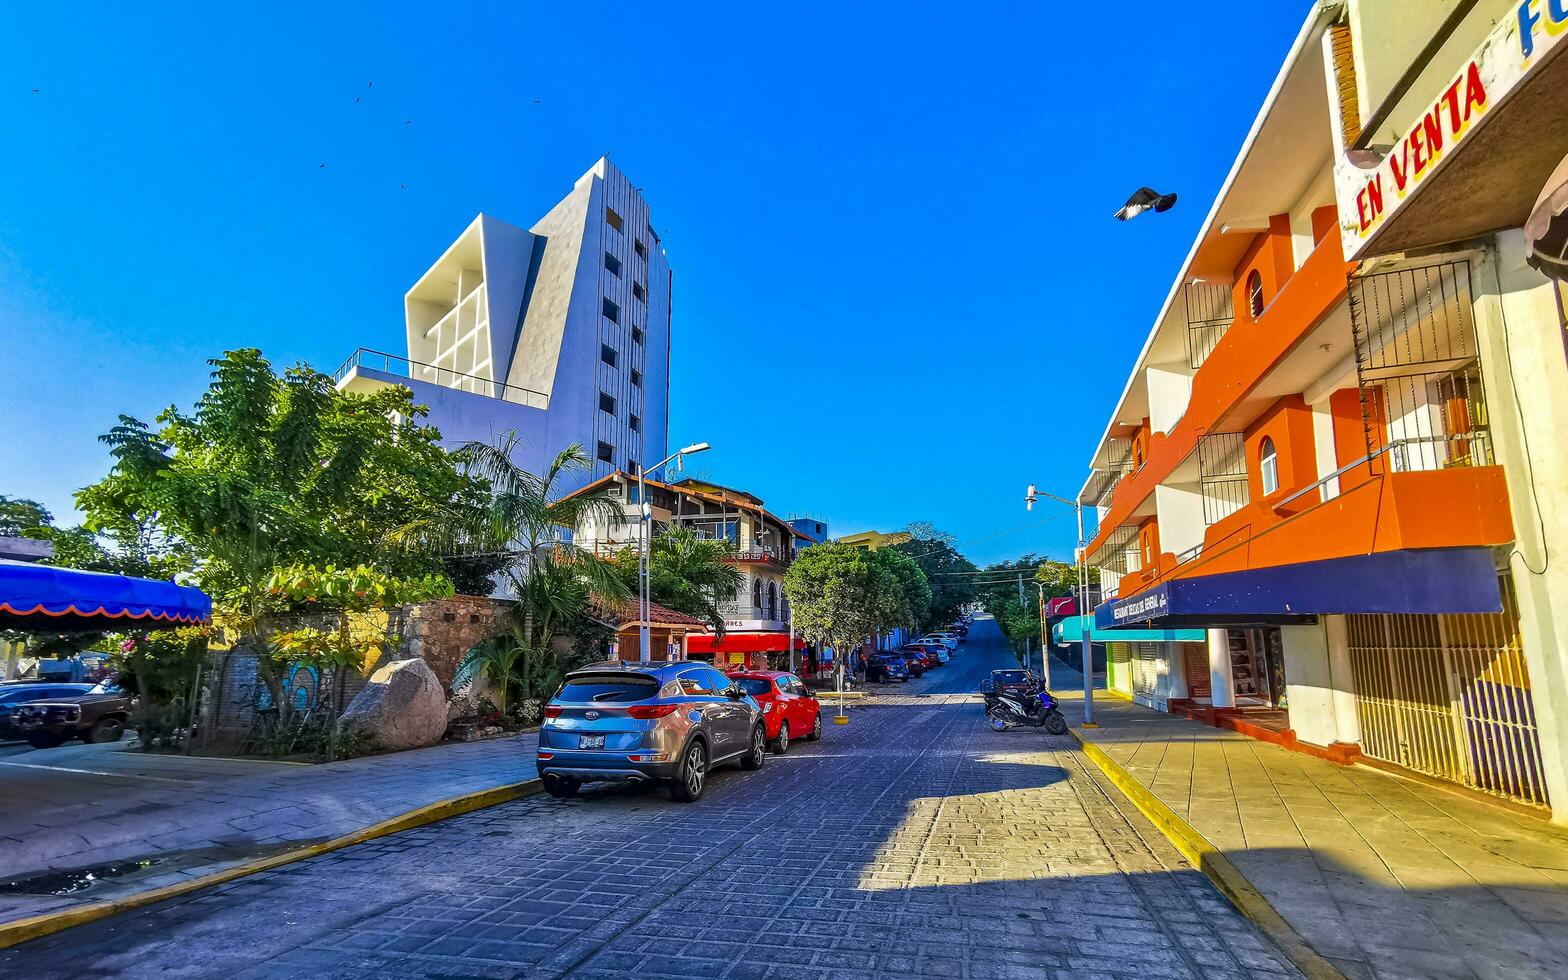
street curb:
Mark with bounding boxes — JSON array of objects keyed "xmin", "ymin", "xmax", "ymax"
[
  {"xmin": 1069, "ymin": 729, "xmax": 1345, "ymax": 980},
  {"xmin": 0, "ymin": 777, "xmax": 543, "ymax": 952}
]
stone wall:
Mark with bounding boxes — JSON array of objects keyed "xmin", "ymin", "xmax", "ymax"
[
  {"xmin": 200, "ymin": 596, "xmax": 512, "ymax": 747},
  {"xmin": 397, "ymin": 596, "xmax": 513, "ymax": 689}
]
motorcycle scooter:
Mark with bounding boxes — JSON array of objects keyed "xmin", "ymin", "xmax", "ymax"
[{"xmin": 986, "ymin": 686, "xmax": 1069, "ymax": 735}]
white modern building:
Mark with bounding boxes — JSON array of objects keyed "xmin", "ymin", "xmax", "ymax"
[{"xmin": 336, "ymin": 157, "xmax": 672, "ymax": 483}]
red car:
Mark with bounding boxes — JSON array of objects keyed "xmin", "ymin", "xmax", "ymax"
[
  {"xmin": 899, "ymin": 645, "xmax": 940, "ymax": 671},
  {"xmin": 725, "ymin": 670, "xmax": 822, "ymax": 753}
]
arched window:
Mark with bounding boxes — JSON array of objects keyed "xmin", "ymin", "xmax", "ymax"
[
  {"xmin": 1247, "ymin": 270, "xmax": 1265, "ymax": 319},
  {"xmin": 753, "ymin": 578, "xmax": 764, "ymax": 610},
  {"xmin": 768, "ymin": 581, "xmax": 779, "ymax": 620},
  {"xmin": 1259, "ymin": 436, "xmax": 1279, "ymax": 496}
]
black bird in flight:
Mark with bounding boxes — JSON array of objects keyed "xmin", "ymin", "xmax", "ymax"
[{"xmin": 1114, "ymin": 187, "xmax": 1178, "ymax": 221}]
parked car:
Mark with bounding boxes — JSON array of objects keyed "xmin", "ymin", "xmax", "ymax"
[
  {"xmin": 726, "ymin": 669, "xmax": 822, "ymax": 752},
  {"xmin": 537, "ymin": 661, "xmax": 768, "ymax": 803},
  {"xmin": 863, "ymin": 654, "xmax": 910, "ymax": 684},
  {"xmin": 988, "ymin": 669, "xmax": 1037, "ymax": 698},
  {"xmin": 900, "ymin": 645, "xmax": 941, "ymax": 670},
  {"xmin": 909, "ymin": 640, "xmax": 952, "ymax": 663},
  {"xmin": 918, "ymin": 634, "xmax": 958, "ymax": 653},
  {"xmin": 10, "ymin": 683, "xmax": 134, "ymax": 748},
  {"xmin": 0, "ymin": 682, "xmax": 95, "ymax": 741}
]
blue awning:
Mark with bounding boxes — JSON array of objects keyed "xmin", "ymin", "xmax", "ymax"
[
  {"xmin": 1052, "ymin": 615, "xmax": 1204, "ymax": 645},
  {"xmin": 0, "ymin": 560, "xmax": 212, "ymax": 632},
  {"xmin": 1096, "ymin": 547, "xmax": 1503, "ymax": 630}
]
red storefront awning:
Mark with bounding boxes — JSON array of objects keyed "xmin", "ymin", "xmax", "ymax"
[{"xmin": 686, "ymin": 631, "xmax": 804, "ymax": 654}]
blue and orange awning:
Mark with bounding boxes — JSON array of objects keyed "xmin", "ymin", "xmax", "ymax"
[{"xmin": 0, "ymin": 559, "xmax": 212, "ymax": 632}]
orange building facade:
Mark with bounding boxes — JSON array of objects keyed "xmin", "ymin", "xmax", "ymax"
[{"xmin": 1080, "ymin": 2, "xmax": 1568, "ymax": 819}]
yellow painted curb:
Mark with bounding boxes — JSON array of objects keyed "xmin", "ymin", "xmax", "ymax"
[
  {"xmin": 1070, "ymin": 729, "xmax": 1345, "ymax": 980},
  {"xmin": 0, "ymin": 778, "xmax": 542, "ymax": 952}
]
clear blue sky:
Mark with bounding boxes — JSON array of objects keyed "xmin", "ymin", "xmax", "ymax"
[{"xmin": 0, "ymin": 3, "xmax": 1309, "ymax": 567}]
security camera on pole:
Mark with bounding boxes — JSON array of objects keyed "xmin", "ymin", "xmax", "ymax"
[
  {"xmin": 1025, "ymin": 484, "xmax": 1096, "ymax": 727},
  {"xmin": 635, "ymin": 442, "xmax": 712, "ymax": 662}
]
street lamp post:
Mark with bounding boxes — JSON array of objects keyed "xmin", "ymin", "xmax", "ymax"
[
  {"xmin": 635, "ymin": 442, "xmax": 712, "ymax": 662},
  {"xmin": 1025, "ymin": 484, "xmax": 1095, "ymax": 727}
]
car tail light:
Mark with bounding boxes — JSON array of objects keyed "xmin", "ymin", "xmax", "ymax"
[
  {"xmin": 628, "ymin": 753, "xmax": 669, "ymax": 762},
  {"xmin": 626, "ymin": 704, "xmax": 679, "ymax": 719},
  {"xmin": 543, "ymin": 706, "xmax": 563, "ymax": 719},
  {"xmin": 537, "ymin": 752, "xmax": 554, "ymax": 760}
]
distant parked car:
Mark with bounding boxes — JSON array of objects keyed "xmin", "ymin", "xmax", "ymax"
[
  {"xmin": 11, "ymin": 683, "xmax": 134, "ymax": 748},
  {"xmin": 918, "ymin": 634, "xmax": 958, "ymax": 653},
  {"xmin": 863, "ymin": 654, "xmax": 910, "ymax": 684},
  {"xmin": 0, "ymin": 682, "xmax": 95, "ymax": 741},
  {"xmin": 537, "ymin": 661, "xmax": 768, "ymax": 803},
  {"xmin": 900, "ymin": 645, "xmax": 942, "ymax": 670},
  {"xmin": 726, "ymin": 670, "xmax": 822, "ymax": 752}
]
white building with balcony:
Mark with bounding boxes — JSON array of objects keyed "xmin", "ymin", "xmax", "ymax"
[
  {"xmin": 559, "ymin": 471, "xmax": 811, "ymax": 668},
  {"xmin": 336, "ymin": 157, "xmax": 671, "ymax": 484}
]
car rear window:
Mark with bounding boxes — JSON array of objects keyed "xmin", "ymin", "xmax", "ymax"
[
  {"xmin": 559, "ymin": 674, "xmax": 660, "ymax": 703},
  {"xmin": 732, "ymin": 678, "xmax": 772, "ymax": 696},
  {"xmin": 994, "ymin": 671, "xmax": 1028, "ymax": 684}
]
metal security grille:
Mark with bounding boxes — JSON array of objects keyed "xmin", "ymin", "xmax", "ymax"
[
  {"xmin": 1185, "ymin": 282, "xmax": 1235, "ymax": 370},
  {"xmin": 1083, "ymin": 439, "xmax": 1134, "ymax": 511},
  {"xmin": 1132, "ymin": 642, "xmax": 1160, "ymax": 706},
  {"xmin": 1347, "ymin": 260, "xmax": 1494, "ymax": 472},
  {"xmin": 1197, "ymin": 432, "xmax": 1250, "ymax": 525},
  {"xmin": 1347, "ymin": 578, "xmax": 1548, "ymax": 808}
]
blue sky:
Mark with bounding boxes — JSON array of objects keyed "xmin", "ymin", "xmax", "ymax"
[{"xmin": 0, "ymin": 3, "xmax": 1309, "ymax": 567}]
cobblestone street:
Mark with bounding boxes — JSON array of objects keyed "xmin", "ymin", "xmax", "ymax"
[{"xmin": 1, "ymin": 622, "xmax": 1300, "ymax": 979}]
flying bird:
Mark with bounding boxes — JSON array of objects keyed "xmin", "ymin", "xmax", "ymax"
[{"xmin": 1114, "ymin": 187, "xmax": 1178, "ymax": 221}]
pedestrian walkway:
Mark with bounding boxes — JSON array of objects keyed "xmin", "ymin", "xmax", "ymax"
[
  {"xmin": 0, "ymin": 732, "xmax": 537, "ymax": 927},
  {"xmin": 1065, "ymin": 693, "xmax": 1568, "ymax": 980}
]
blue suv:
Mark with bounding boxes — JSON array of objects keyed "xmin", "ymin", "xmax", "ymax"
[{"xmin": 537, "ymin": 661, "xmax": 767, "ymax": 802}]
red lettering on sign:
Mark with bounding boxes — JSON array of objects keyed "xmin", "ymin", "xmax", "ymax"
[
  {"xmin": 1421, "ymin": 109, "xmax": 1444, "ymax": 163},
  {"xmin": 1463, "ymin": 61, "xmax": 1487, "ymax": 119},
  {"xmin": 1441, "ymin": 78, "xmax": 1463, "ymax": 131},
  {"xmin": 1410, "ymin": 126, "xmax": 1428, "ymax": 174},
  {"xmin": 1389, "ymin": 141, "xmax": 1410, "ymax": 192}
]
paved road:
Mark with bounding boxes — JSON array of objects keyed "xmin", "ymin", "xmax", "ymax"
[{"xmin": 3, "ymin": 619, "xmax": 1299, "ymax": 979}]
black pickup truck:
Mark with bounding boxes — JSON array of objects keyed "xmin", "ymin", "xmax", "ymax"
[{"xmin": 11, "ymin": 685, "xmax": 134, "ymax": 749}]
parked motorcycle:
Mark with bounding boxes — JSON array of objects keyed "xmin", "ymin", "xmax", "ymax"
[{"xmin": 985, "ymin": 687, "xmax": 1068, "ymax": 735}]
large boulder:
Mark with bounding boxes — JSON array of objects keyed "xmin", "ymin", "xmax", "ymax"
[{"xmin": 338, "ymin": 658, "xmax": 448, "ymax": 751}]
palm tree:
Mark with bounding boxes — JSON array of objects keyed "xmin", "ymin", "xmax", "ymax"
[
  {"xmin": 638, "ymin": 527, "xmax": 744, "ymax": 636},
  {"xmin": 424, "ymin": 434, "xmax": 630, "ymax": 707}
]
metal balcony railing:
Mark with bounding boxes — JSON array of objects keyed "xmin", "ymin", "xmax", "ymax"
[
  {"xmin": 1185, "ymin": 282, "xmax": 1236, "ymax": 371},
  {"xmin": 728, "ymin": 546, "xmax": 789, "ymax": 565},
  {"xmin": 332, "ymin": 348, "xmax": 549, "ymax": 408}
]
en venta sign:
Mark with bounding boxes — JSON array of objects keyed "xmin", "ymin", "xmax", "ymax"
[{"xmin": 1336, "ymin": 1, "xmax": 1568, "ymax": 259}]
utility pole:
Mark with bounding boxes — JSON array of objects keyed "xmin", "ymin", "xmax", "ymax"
[{"xmin": 1026, "ymin": 484, "xmax": 1095, "ymax": 726}]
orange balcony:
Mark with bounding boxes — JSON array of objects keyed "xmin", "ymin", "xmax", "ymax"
[
  {"xmin": 1122, "ymin": 465, "xmax": 1513, "ymax": 595},
  {"xmin": 1087, "ymin": 227, "xmax": 1357, "ymax": 559}
]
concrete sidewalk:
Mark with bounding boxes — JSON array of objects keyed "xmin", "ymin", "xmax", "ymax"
[
  {"xmin": 0, "ymin": 732, "xmax": 537, "ymax": 926},
  {"xmin": 1066, "ymin": 693, "xmax": 1568, "ymax": 980}
]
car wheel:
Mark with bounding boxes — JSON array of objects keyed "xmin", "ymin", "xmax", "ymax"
[
  {"xmin": 26, "ymin": 731, "xmax": 67, "ymax": 750},
  {"xmin": 807, "ymin": 712, "xmax": 823, "ymax": 741},
  {"xmin": 87, "ymin": 718, "xmax": 125, "ymax": 744},
  {"xmin": 670, "ymin": 739, "xmax": 708, "ymax": 802},
  {"xmin": 771, "ymin": 720, "xmax": 790, "ymax": 754},
  {"xmin": 542, "ymin": 776, "xmax": 580, "ymax": 799},
  {"xmin": 741, "ymin": 725, "xmax": 767, "ymax": 771}
]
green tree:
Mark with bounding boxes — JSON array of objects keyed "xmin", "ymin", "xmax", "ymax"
[
  {"xmin": 783, "ymin": 543, "xmax": 901, "ymax": 700},
  {"xmin": 1035, "ymin": 559, "xmax": 1078, "ymax": 599},
  {"xmin": 0, "ymin": 495, "xmax": 51, "ymax": 536},
  {"xmin": 611, "ymin": 526, "xmax": 743, "ymax": 635},
  {"xmin": 75, "ymin": 349, "xmax": 476, "ymax": 711},
  {"xmin": 890, "ymin": 528, "xmax": 977, "ymax": 628},
  {"xmin": 866, "ymin": 547, "xmax": 932, "ymax": 635}
]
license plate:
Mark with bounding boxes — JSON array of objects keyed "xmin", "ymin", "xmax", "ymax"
[{"xmin": 579, "ymin": 734, "xmax": 605, "ymax": 750}]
